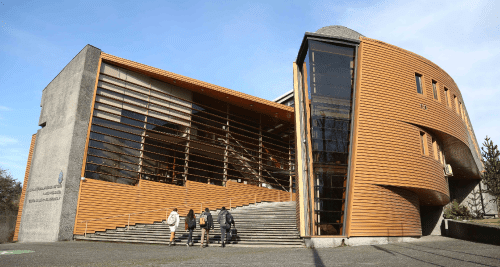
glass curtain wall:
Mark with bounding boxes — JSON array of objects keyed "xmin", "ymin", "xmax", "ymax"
[
  {"xmin": 302, "ymin": 40, "xmax": 356, "ymax": 235},
  {"xmin": 84, "ymin": 62, "xmax": 295, "ymax": 192}
]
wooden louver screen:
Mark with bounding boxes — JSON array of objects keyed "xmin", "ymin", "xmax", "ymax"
[{"xmin": 83, "ymin": 62, "xmax": 295, "ymax": 192}]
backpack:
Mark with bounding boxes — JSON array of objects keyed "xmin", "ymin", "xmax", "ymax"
[
  {"xmin": 219, "ymin": 210, "xmax": 228, "ymax": 226},
  {"xmin": 166, "ymin": 213, "xmax": 176, "ymax": 226},
  {"xmin": 199, "ymin": 213, "xmax": 208, "ymax": 227},
  {"xmin": 188, "ymin": 217, "xmax": 196, "ymax": 229}
]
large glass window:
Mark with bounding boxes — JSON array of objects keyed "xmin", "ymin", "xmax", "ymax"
[{"xmin": 303, "ymin": 40, "xmax": 356, "ymax": 235}]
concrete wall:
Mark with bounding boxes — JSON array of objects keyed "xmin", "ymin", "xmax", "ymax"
[
  {"xmin": 450, "ymin": 179, "xmax": 499, "ymax": 218},
  {"xmin": 443, "ymin": 219, "xmax": 500, "ymax": 245},
  {"xmin": 420, "ymin": 206, "xmax": 444, "ymax": 236},
  {"xmin": 18, "ymin": 45, "xmax": 101, "ymax": 242},
  {"xmin": 420, "ymin": 179, "xmax": 499, "ymax": 237}
]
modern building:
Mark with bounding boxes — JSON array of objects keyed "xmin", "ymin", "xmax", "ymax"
[{"xmin": 14, "ymin": 26, "xmax": 496, "ymax": 245}]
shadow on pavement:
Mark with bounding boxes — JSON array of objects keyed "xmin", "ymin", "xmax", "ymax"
[
  {"xmin": 408, "ymin": 242, "xmax": 500, "ymax": 262},
  {"xmin": 372, "ymin": 245, "xmax": 395, "ymax": 255},
  {"xmin": 311, "ymin": 247, "xmax": 325, "ymax": 267},
  {"xmin": 372, "ymin": 245, "xmax": 445, "ymax": 267},
  {"xmin": 391, "ymin": 243, "xmax": 496, "ymax": 267}
]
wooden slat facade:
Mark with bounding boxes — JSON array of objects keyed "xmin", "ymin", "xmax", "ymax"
[
  {"xmin": 346, "ymin": 37, "xmax": 480, "ymax": 237},
  {"xmin": 73, "ymin": 179, "xmax": 289, "ymax": 235},
  {"xmin": 13, "ymin": 134, "xmax": 37, "ymax": 241},
  {"xmin": 71, "ymin": 51, "xmax": 297, "ymax": 237},
  {"xmin": 100, "ymin": 53, "xmax": 294, "ymax": 123}
]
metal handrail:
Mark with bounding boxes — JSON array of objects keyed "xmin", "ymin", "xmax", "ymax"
[{"xmin": 80, "ymin": 190, "xmax": 288, "ymax": 237}]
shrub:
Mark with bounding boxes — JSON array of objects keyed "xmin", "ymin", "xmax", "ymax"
[{"xmin": 443, "ymin": 200, "xmax": 472, "ymax": 220}]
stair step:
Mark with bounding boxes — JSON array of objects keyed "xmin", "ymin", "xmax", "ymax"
[
  {"xmin": 76, "ymin": 236, "xmax": 304, "ymax": 244},
  {"xmin": 76, "ymin": 201, "xmax": 304, "ymax": 247},
  {"xmin": 95, "ymin": 233, "xmax": 301, "ymax": 239},
  {"xmin": 87, "ymin": 236, "xmax": 302, "ymax": 243},
  {"xmin": 75, "ymin": 237, "xmax": 304, "ymax": 248}
]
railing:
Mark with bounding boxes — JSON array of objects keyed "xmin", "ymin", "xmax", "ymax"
[{"xmin": 79, "ymin": 190, "xmax": 289, "ymax": 237}]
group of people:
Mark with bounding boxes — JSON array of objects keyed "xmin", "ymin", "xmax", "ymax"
[{"xmin": 166, "ymin": 207, "xmax": 236, "ymax": 248}]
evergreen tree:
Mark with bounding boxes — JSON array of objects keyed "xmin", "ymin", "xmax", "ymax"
[
  {"xmin": 481, "ymin": 136, "xmax": 500, "ymax": 214},
  {"xmin": 467, "ymin": 188, "xmax": 485, "ymax": 219}
]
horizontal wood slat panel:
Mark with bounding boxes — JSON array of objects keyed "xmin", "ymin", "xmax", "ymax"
[
  {"xmin": 346, "ymin": 37, "xmax": 480, "ymax": 237},
  {"xmin": 349, "ymin": 185, "xmax": 421, "ymax": 237},
  {"xmin": 100, "ymin": 53, "xmax": 294, "ymax": 123},
  {"xmin": 73, "ymin": 179, "xmax": 289, "ymax": 235},
  {"xmin": 13, "ymin": 134, "xmax": 37, "ymax": 241}
]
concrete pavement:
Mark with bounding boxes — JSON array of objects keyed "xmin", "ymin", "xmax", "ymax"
[{"xmin": 1, "ymin": 236, "xmax": 499, "ymax": 266}]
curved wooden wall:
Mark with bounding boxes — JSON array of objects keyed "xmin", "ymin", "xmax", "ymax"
[
  {"xmin": 347, "ymin": 37, "xmax": 481, "ymax": 237},
  {"xmin": 13, "ymin": 134, "xmax": 37, "ymax": 241},
  {"xmin": 73, "ymin": 179, "xmax": 289, "ymax": 235}
]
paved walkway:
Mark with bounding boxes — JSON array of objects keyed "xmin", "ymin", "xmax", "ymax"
[{"xmin": 1, "ymin": 236, "xmax": 499, "ymax": 266}]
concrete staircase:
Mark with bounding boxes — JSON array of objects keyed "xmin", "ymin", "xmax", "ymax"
[{"xmin": 74, "ymin": 201, "xmax": 304, "ymax": 247}]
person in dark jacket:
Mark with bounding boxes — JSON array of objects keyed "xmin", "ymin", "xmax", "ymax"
[
  {"xmin": 185, "ymin": 209, "xmax": 196, "ymax": 247},
  {"xmin": 199, "ymin": 208, "xmax": 214, "ymax": 248},
  {"xmin": 217, "ymin": 207, "xmax": 235, "ymax": 247}
]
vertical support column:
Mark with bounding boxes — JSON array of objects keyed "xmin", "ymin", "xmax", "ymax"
[
  {"xmin": 74, "ymin": 55, "xmax": 102, "ymax": 238},
  {"xmin": 301, "ymin": 60, "xmax": 315, "ymax": 236},
  {"xmin": 289, "ymin": 137, "xmax": 293, "ymax": 199},
  {"xmin": 13, "ymin": 134, "xmax": 37, "ymax": 241},
  {"xmin": 223, "ymin": 105, "xmax": 230, "ymax": 186},
  {"xmin": 183, "ymin": 118, "xmax": 192, "ymax": 186},
  {"xmin": 293, "ymin": 62, "xmax": 307, "ymax": 237},
  {"xmin": 80, "ymin": 57, "xmax": 102, "ymax": 179},
  {"xmin": 258, "ymin": 115, "xmax": 263, "ymax": 187},
  {"xmin": 138, "ymin": 80, "xmax": 151, "ymax": 182}
]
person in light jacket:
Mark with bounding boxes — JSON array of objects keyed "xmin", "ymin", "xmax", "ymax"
[{"xmin": 167, "ymin": 208, "xmax": 180, "ymax": 246}]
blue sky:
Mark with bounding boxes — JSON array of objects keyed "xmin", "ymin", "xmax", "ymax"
[{"xmin": 1, "ymin": 0, "xmax": 499, "ymax": 184}]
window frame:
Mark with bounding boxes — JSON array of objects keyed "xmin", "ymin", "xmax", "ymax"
[
  {"xmin": 420, "ymin": 131, "xmax": 428, "ymax": 156},
  {"xmin": 415, "ymin": 73, "xmax": 424, "ymax": 95},
  {"xmin": 454, "ymin": 95, "xmax": 460, "ymax": 114},
  {"xmin": 432, "ymin": 137, "xmax": 438, "ymax": 160},
  {"xmin": 459, "ymin": 101, "xmax": 465, "ymax": 120},
  {"xmin": 444, "ymin": 87, "xmax": 451, "ymax": 108},
  {"xmin": 432, "ymin": 80, "xmax": 439, "ymax": 101}
]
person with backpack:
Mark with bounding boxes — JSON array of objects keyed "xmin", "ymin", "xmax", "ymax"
[
  {"xmin": 217, "ymin": 207, "xmax": 235, "ymax": 247},
  {"xmin": 184, "ymin": 209, "xmax": 196, "ymax": 247},
  {"xmin": 166, "ymin": 208, "xmax": 180, "ymax": 246},
  {"xmin": 199, "ymin": 208, "xmax": 214, "ymax": 248}
]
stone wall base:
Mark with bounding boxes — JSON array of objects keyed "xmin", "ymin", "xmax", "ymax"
[{"xmin": 304, "ymin": 236, "xmax": 421, "ymax": 248}]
